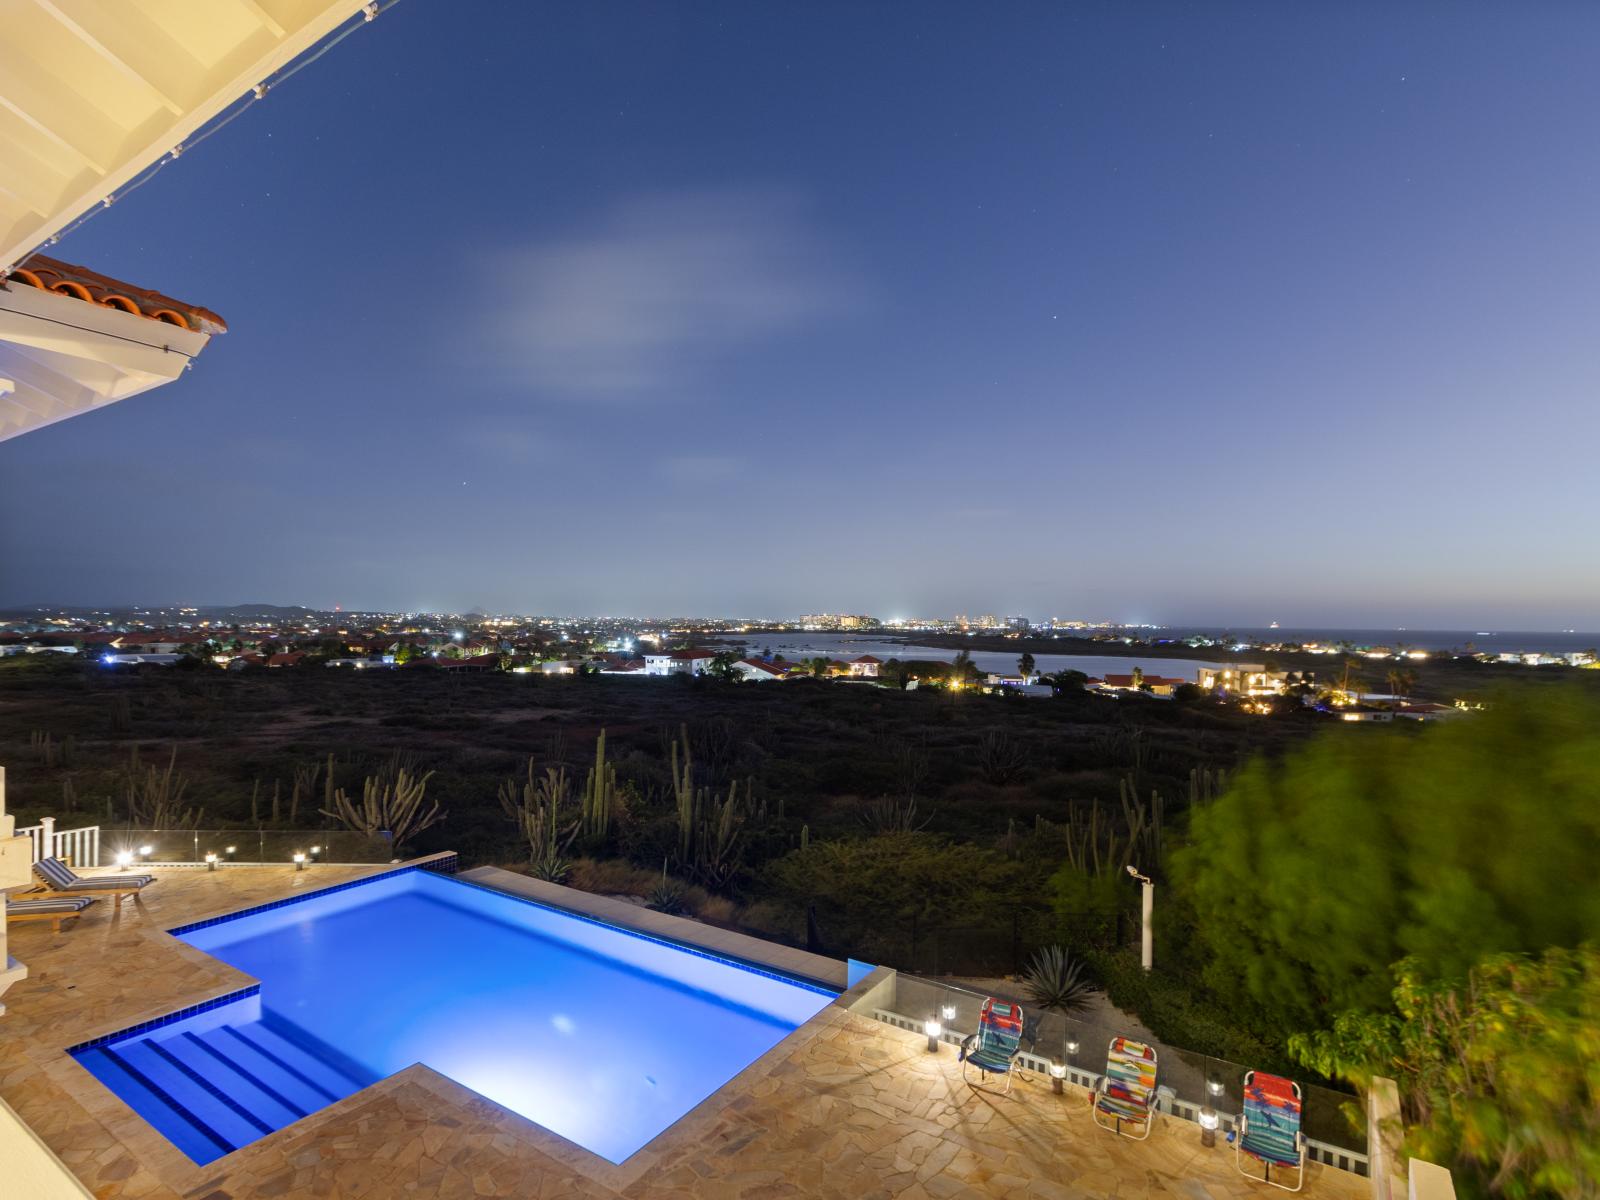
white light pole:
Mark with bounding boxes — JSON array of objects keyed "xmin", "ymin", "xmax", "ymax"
[{"xmin": 1126, "ymin": 865, "xmax": 1154, "ymax": 971}]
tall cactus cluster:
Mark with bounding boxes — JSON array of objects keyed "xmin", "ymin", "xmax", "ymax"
[
  {"xmin": 580, "ymin": 729, "xmax": 620, "ymax": 842},
  {"xmin": 321, "ymin": 763, "xmax": 441, "ymax": 854},
  {"xmin": 670, "ymin": 725, "xmax": 749, "ymax": 890}
]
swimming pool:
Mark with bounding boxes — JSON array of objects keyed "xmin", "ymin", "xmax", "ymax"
[{"xmin": 71, "ymin": 867, "xmax": 836, "ymax": 1165}]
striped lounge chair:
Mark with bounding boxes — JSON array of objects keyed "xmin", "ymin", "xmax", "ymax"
[
  {"xmin": 32, "ymin": 856, "xmax": 155, "ymax": 909},
  {"xmin": 1092, "ymin": 1037, "xmax": 1158, "ymax": 1139},
  {"xmin": 6, "ymin": 895, "xmax": 98, "ymax": 933},
  {"xmin": 1237, "ymin": 1071, "xmax": 1307, "ymax": 1191},
  {"xmin": 957, "ymin": 998, "xmax": 1026, "ymax": 1093}
]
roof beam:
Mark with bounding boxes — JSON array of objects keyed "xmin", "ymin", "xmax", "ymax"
[
  {"xmin": 0, "ymin": 51, "xmax": 116, "ymax": 175},
  {"xmin": 233, "ymin": 0, "xmax": 290, "ymax": 39},
  {"xmin": 33, "ymin": 1, "xmax": 185, "ymax": 116}
]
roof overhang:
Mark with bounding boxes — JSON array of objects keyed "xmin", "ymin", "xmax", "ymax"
[
  {"xmin": 0, "ymin": 271, "xmax": 211, "ymax": 440},
  {"xmin": 1, "ymin": 0, "xmax": 380, "ymax": 272}
]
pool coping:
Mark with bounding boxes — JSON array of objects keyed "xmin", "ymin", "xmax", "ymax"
[{"xmin": 457, "ymin": 865, "xmax": 851, "ymax": 993}]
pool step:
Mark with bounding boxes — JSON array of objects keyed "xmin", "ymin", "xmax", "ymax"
[{"xmin": 76, "ymin": 1021, "xmax": 367, "ymax": 1166}]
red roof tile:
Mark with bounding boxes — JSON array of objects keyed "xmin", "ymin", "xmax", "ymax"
[{"xmin": 6, "ymin": 254, "xmax": 227, "ymax": 335}]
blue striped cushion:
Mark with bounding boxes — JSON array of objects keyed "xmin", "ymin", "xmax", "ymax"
[
  {"xmin": 8, "ymin": 896, "xmax": 95, "ymax": 914},
  {"xmin": 60, "ymin": 876, "xmax": 154, "ymax": 889},
  {"xmin": 33, "ymin": 857, "xmax": 78, "ymax": 888},
  {"xmin": 33, "ymin": 858, "xmax": 152, "ymax": 890}
]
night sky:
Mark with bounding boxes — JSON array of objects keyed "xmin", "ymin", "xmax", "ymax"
[{"xmin": 3, "ymin": 2, "xmax": 1598, "ymax": 626}]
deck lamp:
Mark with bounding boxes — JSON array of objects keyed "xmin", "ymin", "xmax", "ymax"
[
  {"xmin": 1066, "ymin": 1038, "xmax": 1079, "ymax": 1058},
  {"xmin": 205, "ymin": 852, "xmax": 218, "ymax": 872},
  {"xmin": 940, "ymin": 1004, "xmax": 956, "ymax": 1022},
  {"xmin": 114, "ymin": 850, "xmax": 133, "ymax": 870},
  {"xmin": 923, "ymin": 1017, "xmax": 942, "ymax": 1053},
  {"xmin": 309, "ymin": 845, "xmax": 322, "ymax": 860},
  {"xmin": 1198, "ymin": 1105, "xmax": 1219, "ymax": 1148},
  {"xmin": 225, "ymin": 845, "xmax": 237, "ymax": 859},
  {"xmin": 293, "ymin": 851, "xmax": 307, "ymax": 871},
  {"xmin": 1207, "ymin": 1075, "xmax": 1225, "ymax": 1097},
  {"xmin": 1050, "ymin": 1060, "xmax": 1067, "ymax": 1094},
  {"xmin": 138, "ymin": 844, "xmax": 153, "ymax": 860}
]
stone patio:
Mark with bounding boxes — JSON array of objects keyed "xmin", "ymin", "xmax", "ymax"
[{"xmin": 1, "ymin": 862, "xmax": 1367, "ymax": 1200}]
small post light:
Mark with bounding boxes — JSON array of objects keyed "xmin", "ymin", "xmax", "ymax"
[
  {"xmin": 205, "ymin": 852, "xmax": 218, "ymax": 872},
  {"xmin": 309, "ymin": 845, "xmax": 322, "ymax": 860},
  {"xmin": 138, "ymin": 844, "xmax": 153, "ymax": 860},
  {"xmin": 940, "ymin": 1004, "xmax": 957, "ymax": 1022},
  {"xmin": 923, "ymin": 1017, "xmax": 942, "ymax": 1053},
  {"xmin": 1207, "ymin": 1076, "xmax": 1225, "ymax": 1097},
  {"xmin": 225, "ymin": 845, "xmax": 237, "ymax": 859},
  {"xmin": 1198, "ymin": 1105, "xmax": 1219, "ymax": 1148},
  {"xmin": 1066, "ymin": 1038, "xmax": 1079, "ymax": 1058},
  {"xmin": 293, "ymin": 851, "xmax": 307, "ymax": 871},
  {"xmin": 114, "ymin": 850, "xmax": 133, "ymax": 871},
  {"xmin": 1050, "ymin": 1060, "xmax": 1067, "ymax": 1094}
]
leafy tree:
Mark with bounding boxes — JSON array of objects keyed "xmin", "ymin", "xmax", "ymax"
[
  {"xmin": 1173, "ymin": 687, "xmax": 1600, "ymax": 1033},
  {"xmin": 1291, "ymin": 947, "xmax": 1600, "ymax": 1200},
  {"xmin": 1018, "ymin": 651, "xmax": 1036, "ymax": 678},
  {"xmin": 1047, "ymin": 668, "xmax": 1088, "ymax": 695},
  {"xmin": 708, "ymin": 650, "xmax": 743, "ymax": 683}
]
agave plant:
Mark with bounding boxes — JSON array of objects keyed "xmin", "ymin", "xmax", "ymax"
[
  {"xmin": 646, "ymin": 860, "xmax": 688, "ymax": 915},
  {"xmin": 1020, "ymin": 945, "xmax": 1095, "ymax": 1015},
  {"xmin": 528, "ymin": 852, "xmax": 572, "ymax": 884}
]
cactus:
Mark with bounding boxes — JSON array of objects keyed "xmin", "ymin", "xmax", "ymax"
[
  {"xmin": 579, "ymin": 729, "xmax": 621, "ymax": 843},
  {"xmin": 1188, "ymin": 766, "xmax": 1227, "ymax": 808},
  {"xmin": 499, "ymin": 757, "xmax": 576, "ymax": 873},
  {"xmin": 322, "ymin": 765, "xmax": 442, "ymax": 853},
  {"xmin": 670, "ymin": 726, "xmax": 748, "ymax": 890},
  {"xmin": 123, "ymin": 746, "xmax": 203, "ymax": 829}
]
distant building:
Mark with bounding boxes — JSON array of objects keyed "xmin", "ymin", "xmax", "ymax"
[
  {"xmin": 1095, "ymin": 672, "xmax": 1187, "ymax": 698},
  {"xmin": 846, "ymin": 655, "xmax": 882, "ymax": 678},
  {"xmin": 1005, "ymin": 616, "xmax": 1030, "ymax": 632},
  {"xmin": 733, "ymin": 658, "xmax": 792, "ymax": 682},
  {"xmin": 1195, "ymin": 664, "xmax": 1302, "ymax": 695},
  {"xmin": 644, "ymin": 649, "xmax": 717, "ymax": 676}
]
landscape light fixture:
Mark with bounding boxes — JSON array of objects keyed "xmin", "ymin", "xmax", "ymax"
[
  {"xmin": 138, "ymin": 844, "xmax": 153, "ymax": 860},
  {"xmin": 293, "ymin": 851, "xmax": 307, "ymax": 871},
  {"xmin": 1050, "ymin": 1060, "xmax": 1067, "ymax": 1094},
  {"xmin": 114, "ymin": 850, "xmax": 133, "ymax": 871},
  {"xmin": 924, "ymin": 1017, "xmax": 942, "ymax": 1053},
  {"xmin": 225, "ymin": 845, "xmax": 237, "ymax": 859},
  {"xmin": 309, "ymin": 845, "xmax": 322, "ymax": 860},
  {"xmin": 940, "ymin": 1004, "xmax": 957, "ymax": 1022},
  {"xmin": 1127, "ymin": 864, "xmax": 1155, "ymax": 971},
  {"xmin": 205, "ymin": 852, "xmax": 218, "ymax": 872},
  {"xmin": 1198, "ymin": 1106, "xmax": 1219, "ymax": 1148},
  {"xmin": 1207, "ymin": 1075, "xmax": 1225, "ymax": 1097}
]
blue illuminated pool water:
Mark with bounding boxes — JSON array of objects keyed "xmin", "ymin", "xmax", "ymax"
[{"xmin": 71, "ymin": 869, "xmax": 835, "ymax": 1165}]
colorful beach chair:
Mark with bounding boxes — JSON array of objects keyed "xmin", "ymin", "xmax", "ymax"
[
  {"xmin": 1237, "ymin": 1071, "xmax": 1307, "ymax": 1191},
  {"xmin": 957, "ymin": 998, "xmax": 1025, "ymax": 1093},
  {"xmin": 1091, "ymin": 1037, "xmax": 1158, "ymax": 1139}
]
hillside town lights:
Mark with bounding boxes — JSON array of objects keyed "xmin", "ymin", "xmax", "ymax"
[{"xmin": 923, "ymin": 1018, "xmax": 942, "ymax": 1053}]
